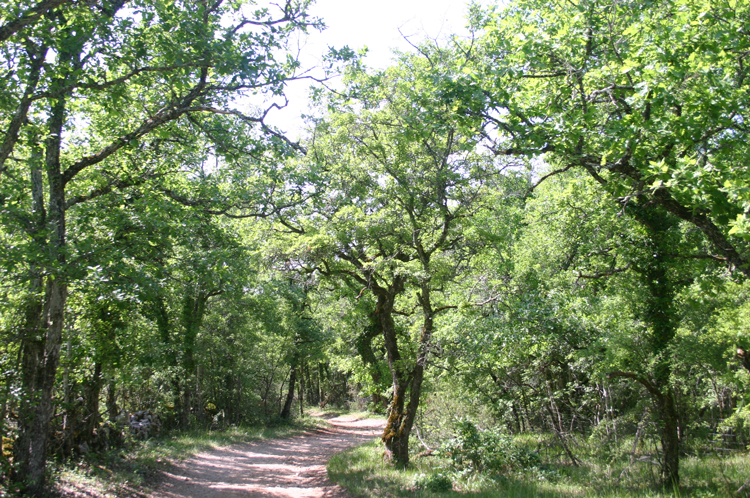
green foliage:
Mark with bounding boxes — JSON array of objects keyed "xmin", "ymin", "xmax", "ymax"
[
  {"xmin": 414, "ymin": 472, "xmax": 453, "ymax": 492},
  {"xmin": 4, "ymin": 0, "xmax": 750, "ymax": 495},
  {"xmin": 460, "ymin": 0, "xmax": 750, "ymax": 274},
  {"xmin": 440, "ymin": 420, "xmax": 541, "ymax": 474},
  {"xmin": 329, "ymin": 438, "xmax": 750, "ymax": 498}
]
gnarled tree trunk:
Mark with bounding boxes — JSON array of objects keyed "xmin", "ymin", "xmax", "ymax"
[{"xmin": 379, "ymin": 278, "xmax": 438, "ymax": 469}]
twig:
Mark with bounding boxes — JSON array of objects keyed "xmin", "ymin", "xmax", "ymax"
[
  {"xmin": 413, "ymin": 423, "xmax": 433, "ymax": 453},
  {"xmin": 737, "ymin": 477, "xmax": 750, "ymax": 494}
]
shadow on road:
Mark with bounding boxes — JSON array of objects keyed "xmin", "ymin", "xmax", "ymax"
[{"xmin": 153, "ymin": 416, "xmax": 384, "ymax": 498}]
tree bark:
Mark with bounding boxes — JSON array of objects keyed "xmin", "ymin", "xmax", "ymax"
[
  {"xmin": 106, "ymin": 379, "xmax": 118, "ymax": 423},
  {"xmin": 279, "ymin": 362, "xmax": 297, "ymax": 419},
  {"xmin": 376, "ymin": 277, "xmax": 409, "ymax": 466},
  {"xmin": 642, "ymin": 217, "xmax": 680, "ymax": 488},
  {"xmin": 298, "ymin": 364, "xmax": 304, "ymax": 417},
  {"xmin": 660, "ymin": 390, "xmax": 680, "ymax": 488},
  {"xmin": 82, "ymin": 362, "xmax": 103, "ymax": 447},
  {"xmin": 14, "ymin": 74, "xmax": 70, "ymax": 496},
  {"xmin": 179, "ymin": 291, "xmax": 210, "ymax": 428},
  {"xmin": 356, "ymin": 319, "xmax": 388, "ymax": 410},
  {"xmin": 378, "ymin": 275, "xmax": 437, "ymax": 469}
]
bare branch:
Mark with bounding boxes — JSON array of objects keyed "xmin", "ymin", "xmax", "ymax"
[
  {"xmin": 159, "ymin": 187, "xmax": 272, "ymax": 218},
  {"xmin": 527, "ymin": 164, "xmax": 575, "ymax": 195},
  {"xmin": 576, "ymin": 263, "xmax": 631, "ymax": 281},
  {"xmin": 433, "ymin": 305, "xmax": 457, "ymax": 314},
  {"xmin": 520, "ymin": 71, "xmax": 568, "ymax": 79},
  {"xmin": 65, "ymin": 173, "xmax": 150, "ymax": 209},
  {"xmin": 33, "ymin": 63, "xmax": 208, "ymax": 102},
  {"xmin": 607, "ymin": 371, "xmax": 661, "ymax": 399}
]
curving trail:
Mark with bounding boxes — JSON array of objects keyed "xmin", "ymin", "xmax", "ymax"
[{"xmin": 152, "ymin": 415, "xmax": 384, "ymax": 498}]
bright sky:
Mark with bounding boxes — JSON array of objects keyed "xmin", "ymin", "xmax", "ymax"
[
  {"xmin": 265, "ymin": 0, "xmax": 480, "ymax": 136},
  {"xmin": 304, "ymin": 0, "xmax": 475, "ymax": 68}
]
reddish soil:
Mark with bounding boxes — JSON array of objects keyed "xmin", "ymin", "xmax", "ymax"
[{"xmin": 151, "ymin": 415, "xmax": 384, "ymax": 498}]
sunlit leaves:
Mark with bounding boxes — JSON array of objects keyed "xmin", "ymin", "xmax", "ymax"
[{"xmin": 467, "ymin": 0, "xmax": 750, "ymax": 246}]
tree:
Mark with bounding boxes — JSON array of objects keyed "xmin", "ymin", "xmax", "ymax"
[
  {"xmin": 0, "ymin": 0, "xmax": 317, "ymax": 492},
  {"xmin": 518, "ymin": 170, "xmax": 711, "ymax": 484},
  {"xmin": 272, "ymin": 47, "xmax": 507, "ymax": 467}
]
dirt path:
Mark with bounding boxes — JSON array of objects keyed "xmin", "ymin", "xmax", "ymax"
[{"xmin": 151, "ymin": 415, "xmax": 384, "ymax": 498}]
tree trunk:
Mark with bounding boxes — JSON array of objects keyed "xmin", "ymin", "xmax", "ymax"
[
  {"xmin": 644, "ymin": 226, "xmax": 679, "ymax": 488},
  {"xmin": 151, "ymin": 294, "xmax": 181, "ymax": 429},
  {"xmin": 660, "ymin": 391, "xmax": 680, "ymax": 488},
  {"xmin": 14, "ymin": 88, "xmax": 69, "ymax": 495},
  {"xmin": 181, "ymin": 381, "xmax": 192, "ymax": 429},
  {"xmin": 279, "ymin": 364, "xmax": 297, "ymax": 419},
  {"xmin": 630, "ymin": 202, "xmax": 681, "ymax": 488},
  {"xmin": 376, "ymin": 277, "xmax": 410, "ymax": 467},
  {"xmin": 356, "ymin": 319, "xmax": 388, "ymax": 410},
  {"xmin": 82, "ymin": 362, "xmax": 103, "ymax": 447},
  {"xmin": 196, "ymin": 364, "xmax": 204, "ymax": 426},
  {"xmin": 179, "ymin": 291, "xmax": 210, "ymax": 429},
  {"xmin": 317, "ymin": 362, "xmax": 324, "ymax": 405},
  {"xmin": 378, "ymin": 276, "xmax": 436, "ymax": 469},
  {"xmin": 15, "ymin": 277, "xmax": 67, "ymax": 495},
  {"xmin": 298, "ymin": 364, "xmax": 304, "ymax": 417},
  {"xmin": 106, "ymin": 379, "xmax": 118, "ymax": 423}
]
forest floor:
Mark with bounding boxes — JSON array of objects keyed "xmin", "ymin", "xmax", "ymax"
[{"xmin": 147, "ymin": 413, "xmax": 383, "ymax": 498}]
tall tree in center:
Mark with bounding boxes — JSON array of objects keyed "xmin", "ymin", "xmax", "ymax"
[{"xmin": 276, "ymin": 49, "xmax": 511, "ymax": 466}]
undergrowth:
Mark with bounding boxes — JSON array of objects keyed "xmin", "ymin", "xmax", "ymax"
[{"xmin": 327, "ymin": 438, "xmax": 750, "ymax": 498}]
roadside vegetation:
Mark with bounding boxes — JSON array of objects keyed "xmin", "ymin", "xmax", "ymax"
[{"xmin": 329, "ymin": 423, "xmax": 750, "ymax": 498}]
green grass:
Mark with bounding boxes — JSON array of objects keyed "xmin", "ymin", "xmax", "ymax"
[{"xmin": 327, "ymin": 440, "xmax": 750, "ymax": 498}]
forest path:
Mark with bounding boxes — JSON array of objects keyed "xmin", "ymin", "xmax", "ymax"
[{"xmin": 151, "ymin": 415, "xmax": 384, "ymax": 498}]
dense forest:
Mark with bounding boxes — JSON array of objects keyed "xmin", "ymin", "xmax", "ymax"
[{"xmin": 1, "ymin": 0, "xmax": 750, "ymax": 495}]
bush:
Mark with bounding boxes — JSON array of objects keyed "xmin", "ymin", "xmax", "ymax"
[
  {"xmin": 439, "ymin": 420, "xmax": 541, "ymax": 474},
  {"xmin": 414, "ymin": 472, "xmax": 453, "ymax": 492}
]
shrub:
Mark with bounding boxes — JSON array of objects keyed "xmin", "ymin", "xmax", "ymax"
[
  {"xmin": 414, "ymin": 472, "xmax": 454, "ymax": 492},
  {"xmin": 439, "ymin": 420, "xmax": 541, "ymax": 474}
]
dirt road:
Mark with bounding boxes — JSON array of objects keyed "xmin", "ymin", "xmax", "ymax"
[{"xmin": 151, "ymin": 415, "xmax": 383, "ymax": 498}]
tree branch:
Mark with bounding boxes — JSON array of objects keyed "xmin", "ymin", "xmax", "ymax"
[
  {"xmin": 527, "ymin": 164, "xmax": 575, "ymax": 195},
  {"xmin": 0, "ymin": 0, "xmax": 72, "ymax": 42},
  {"xmin": 0, "ymin": 43, "xmax": 46, "ymax": 175},
  {"xmin": 576, "ymin": 263, "xmax": 631, "ymax": 281},
  {"xmin": 607, "ymin": 371, "xmax": 661, "ymax": 399}
]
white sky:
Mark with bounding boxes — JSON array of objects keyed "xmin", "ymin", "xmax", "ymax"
[
  {"xmin": 303, "ymin": 0, "xmax": 474, "ymax": 68},
  {"xmin": 264, "ymin": 0, "xmax": 480, "ymax": 136}
]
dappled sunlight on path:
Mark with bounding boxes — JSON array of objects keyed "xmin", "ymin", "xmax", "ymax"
[{"xmin": 152, "ymin": 416, "xmax": 384, "ymax": 498}]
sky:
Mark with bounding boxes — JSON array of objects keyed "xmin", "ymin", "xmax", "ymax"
[
  {"xmin": 264, "ymin": 0, "xmax": 479, "ymax": 135},
  {"xmin": 303, "ymin": 0, "xmax": 475, "ymax": 69}
]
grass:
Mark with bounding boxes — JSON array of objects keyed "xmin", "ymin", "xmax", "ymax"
[
  {"xmin": 44, "ymin": 412, "xmax": 331, "ymax": 498},
  {"xmin": 327, "ymin": 439, "xmax": 750, "ymax": 498}
]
